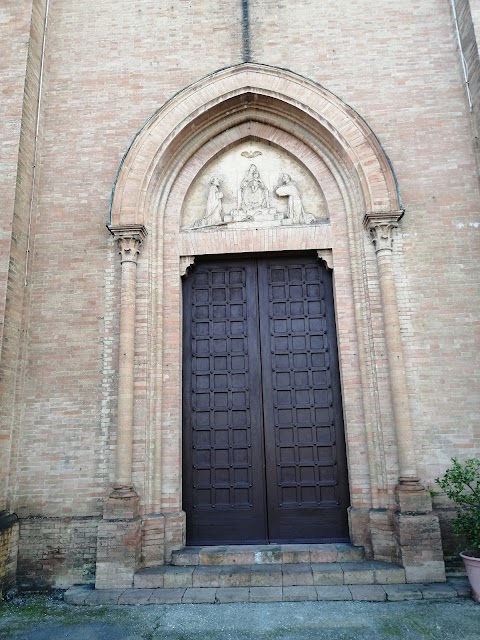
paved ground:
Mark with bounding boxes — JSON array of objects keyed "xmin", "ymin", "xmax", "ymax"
[
  {"xmin": 63, "ymin": 578, "xmax": 472, "ymax": 605},
  {"xmin": 0, "ymin": 592, "xmax": 478, "ymax": 639}
]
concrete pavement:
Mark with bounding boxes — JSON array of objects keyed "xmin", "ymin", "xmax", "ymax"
[{"xmin": 0, "ymin": 591, "xmax": 479, "ymax": 639}]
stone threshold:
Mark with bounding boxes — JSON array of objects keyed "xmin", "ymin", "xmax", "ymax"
[
  {"xmin": 65, "ymin": 578, "xmax": 471, "ymax": 605},
  {"xmin": 171, "ymin": 543, "xmax": 364, "ymax": 566}
]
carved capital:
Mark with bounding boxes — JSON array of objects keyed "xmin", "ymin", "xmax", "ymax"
[
  {"xmin": 108, "ymin": 224, "xmax": 147, "ymax": 264},
  {"xmin": 363, "ymin": 211, "xmax": 404, "ymax": 254}
]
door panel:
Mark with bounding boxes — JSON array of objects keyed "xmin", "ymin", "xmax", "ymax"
[
  {"xmin": 258, "ymin": 257, "xmax": 350, "ymax": 542},
  {"xmin": 182, "ymin": 260, "xmax": 268, "ymax": 544},
  {"xmin": 183, "ymin": 255, "xmax": 350, "ymax": 545}
]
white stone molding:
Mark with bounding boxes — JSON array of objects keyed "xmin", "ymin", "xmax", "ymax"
[
  {"xmin": 109, "ymin": 224, "xmax": 147, "ymax": 264},
  {"xmin": 363, "ymin": 211, "xmax": 403, "ymax": 255},
  {"xmin": 180, "ymin": 255, "xmax": 195, "ymax": 277},
  {"xmin": 317, "ymin": 249, "xmax": 333, "ymax": 270}
]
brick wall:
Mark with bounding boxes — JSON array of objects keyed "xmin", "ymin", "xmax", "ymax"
[
  {"xmin": 0, "ymin": 0, "xmax": 38, "ymax": 512},
  {"xmin": 2, "ymin": 0, "xmax": 479, "ymax": 586},
  {"xmin": 16, "ymin": 517, "xmax": 98, "ymax": 590},
  {"xmin": 10, "ymin": 0, "xmax": 242, "ymax": 521},
  {"xmin": 451, "ymin": 0, "xmax": 480, "ymax": 163},
  {"xmin": 0, "ymin": 513, "xmax": 19, "ymax": 597},
  {"xmin": 248, "ymin": 0, "xmax": 480, "ymax": 481},
  {"xmin": 0, "ymin": 0, "xmax": 33, "ymax": 359}
]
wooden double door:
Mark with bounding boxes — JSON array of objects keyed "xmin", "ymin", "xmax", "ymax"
[{"xmin": 182, "ymin": 255, "xmax": 350, "ymax": 545}]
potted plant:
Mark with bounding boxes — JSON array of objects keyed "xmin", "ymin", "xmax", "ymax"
[{"xmin": 435, "ymin": 457, "xmax": 480, "ymax": 602}]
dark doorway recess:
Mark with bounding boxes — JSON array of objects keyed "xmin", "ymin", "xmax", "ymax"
[{"xmin": 182, "ymin": 254, "xmax": 350, "ymax": 545}]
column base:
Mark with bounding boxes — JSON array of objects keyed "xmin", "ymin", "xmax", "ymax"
[
  {"xmin": 348, "ymin": 507, "xmax": 372, "ymax": 557},
  {"xmin": 95, "ymin": 489, "xmax": 141, "ymax": 589},
  {"xmin": 141, "ymin": 514, "xmax": 166, "ymax": 567},
  {"xmin": 369, "ymin": 508, "xmax": 399, "ymax": 563},
  {"xmin": 164, "ymin": 511, "xmax": 186, "ymax": 563},
  {"xmin": 394, "ymin": 486, "xmax": 446, "ymax": 583}
]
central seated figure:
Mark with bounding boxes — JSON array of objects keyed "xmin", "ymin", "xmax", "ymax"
[{"xmin": 240, "ymin": 164, "xmax": 269, "ymax": 214}]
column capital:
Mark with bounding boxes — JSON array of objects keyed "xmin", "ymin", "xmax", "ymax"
[
  {"xmin": 363, "ymin": 211, "xmax": 404, "ymax": 253},
  {"xmin": 108, "ymin": 224, "xmax": 148, "ymax": 263}
]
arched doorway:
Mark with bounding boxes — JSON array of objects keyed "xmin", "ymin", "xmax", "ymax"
[{"xmin": 99, "ymin": 64, "xmax": 445, "ymax": 587}]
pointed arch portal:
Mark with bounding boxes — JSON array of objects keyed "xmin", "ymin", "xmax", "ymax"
[{"xmin": 98, "ymin": 64, "xmax": 445, "ymax": 585}]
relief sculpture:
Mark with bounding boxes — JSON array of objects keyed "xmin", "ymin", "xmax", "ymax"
[
  {"xmin": 184, "ymin": 143, "xmax": 327, "ymax": 230},
  {"xmin": 239, "ymin": 164, "xmax": 269, "ymax": 213},
  {"xmin": 275, "ymin": 173, "xmax": 314, "ymax": 225},
  {"xmin": 194, "ymin": 177, "xmax": 224, "ymax": 228}
]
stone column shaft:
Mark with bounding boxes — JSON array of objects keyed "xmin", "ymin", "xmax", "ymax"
[
  {"xmin": 364, "ymin": 213, "xmax": 445, "ymax": 583},
  {"xmin": 116, "ymin": 258, "xmax": 137, "ymax": 487},
  {"xmin": 364, "ymin": 212, "xmax": 418, "ymax": 484},
  {"xmin": 108, "ymin": 225, "xmax": 147, "ymax": 491},
  {"xmin": 376, "ymin": 250, "xmax": 417, "ymax": 481}
]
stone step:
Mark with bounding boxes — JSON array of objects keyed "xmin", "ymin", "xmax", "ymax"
[
  {"xmin": 133, "ymin": 560, "xmax": 405, "ymax": 589},
  {"xmin": 171, "ymin": 543, "xmax": 365, "ymax": 566},
  {"xmin": 65, "ymin": 578, "xmax": 471, "ymax": 606}
]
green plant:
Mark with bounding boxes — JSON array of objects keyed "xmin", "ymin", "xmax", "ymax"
[{"xmin": 435, "ymin": 457, "xmax": 480, "ymax": 554}]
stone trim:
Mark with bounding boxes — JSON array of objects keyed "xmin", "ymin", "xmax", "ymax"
[{"xmin": 363, "ymin": 211, "xmax": 404, "ymax": 256}]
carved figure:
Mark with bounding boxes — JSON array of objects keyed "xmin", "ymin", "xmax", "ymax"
[
  {"xmin": 195, "ymin": 177, "xmax": 224, "ymax": 227},
  {"xmin": 241, "ymin": 150, "xmax": 262, "ymax": 159},
  {"xmin": 276, "ymin": 173, "xmax": 314, "ymax": 224},
  {"xmin": 239, "ymin": 164, "xmax": 269, "ymax": 213}
]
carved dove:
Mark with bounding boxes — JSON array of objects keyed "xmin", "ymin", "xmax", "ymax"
[{"xmin": 241, "ymin": 150, "xmax": 262, "ymax": 159}]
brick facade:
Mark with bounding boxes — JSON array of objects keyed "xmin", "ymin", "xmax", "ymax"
[
  {"xmin": 0, "ymin": 1, "xmax": 478, "ymax": 591},
  {"xmin": 0, "ymin": 513, "xmax": 19, "ymax": 597}
]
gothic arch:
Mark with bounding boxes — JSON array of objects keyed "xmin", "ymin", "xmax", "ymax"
[
  {"xmin": 100, "ymin": 64, "xmax": 441, "ymax": 584},
  {"xmin": 109, "ymin": 63, "xmax": 400, "ymax": 229}
]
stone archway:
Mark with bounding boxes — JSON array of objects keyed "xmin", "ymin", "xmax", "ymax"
[{"xmin": 95, "ymin": 64, "xmax": 445, "ymax": 589}]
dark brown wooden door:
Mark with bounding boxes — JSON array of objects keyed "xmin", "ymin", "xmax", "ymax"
[{"xmin": 183, "ymin": 255, "xmax": 350, "ymax": 545}]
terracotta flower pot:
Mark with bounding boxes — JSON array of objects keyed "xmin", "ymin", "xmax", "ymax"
[{"xmin": 460, "ymin": 551, "xmax": 480, "ymax": 602}]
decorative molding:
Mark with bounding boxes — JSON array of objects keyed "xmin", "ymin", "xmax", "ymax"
[
  {"xmin": 317, "ymin": 249, "xmax": 333, "ymax": 270},
  {"xmin": 109, "ymin": 485, "xmax": 138, "ymax": 499},
  {"xmin": 108, "ymin": 224, "xmax": 147, "ymax": 264},
  {"xmin": 180, "ymin": 255, "xmax": 195, "ymax": 277},
  {"xmin": 363, "ymin": 211, "xmax": 404, "ymax": 253}
]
